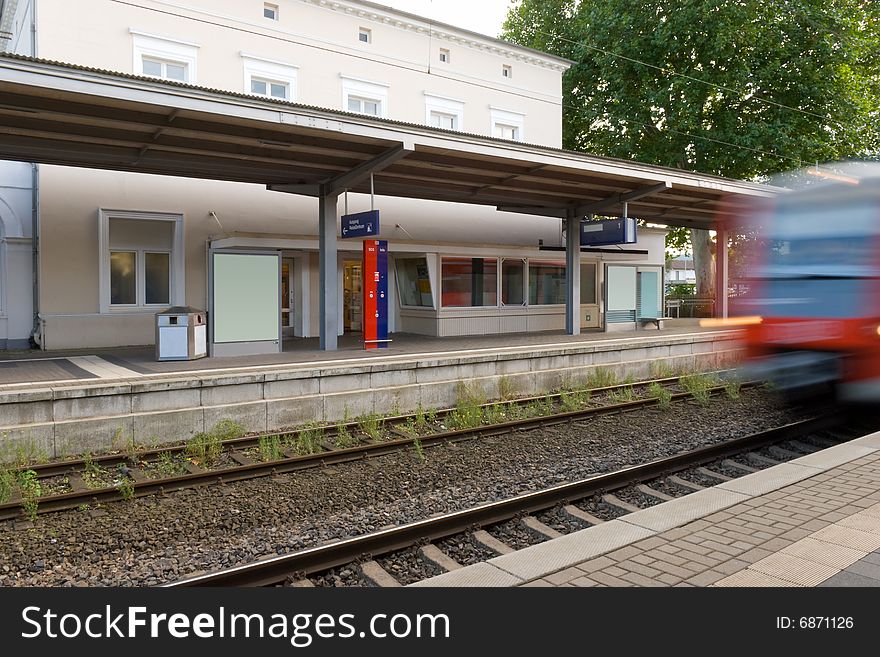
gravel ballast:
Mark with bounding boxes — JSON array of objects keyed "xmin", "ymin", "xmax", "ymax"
[{"xmin": 0, "ymin": 390, "xmax": 808, "ymax": 586}]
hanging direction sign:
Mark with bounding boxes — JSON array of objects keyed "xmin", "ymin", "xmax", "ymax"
[{"xmin": 341, "ymin": 210, "xmax": 380, "ymax": 239}]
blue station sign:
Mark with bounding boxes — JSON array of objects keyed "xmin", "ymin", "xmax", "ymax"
[
  {"xmin": 341, "ymin": 210, "xmax": 380, "ymax": 239},
  {"xmin": 580, "ymin": 217, "xmax": 637, "ymax": 247}
]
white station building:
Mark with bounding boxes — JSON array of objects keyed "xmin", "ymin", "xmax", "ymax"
[{"xmin": 0, "ymin": 0, "xmax": 771, "ymax": 355}]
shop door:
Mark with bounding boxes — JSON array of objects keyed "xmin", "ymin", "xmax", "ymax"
[
  {"xmin": 343, "ymin": 260, "xmax": 363, "ymax": 333},
  {"xmin": 281, "ymin": 258, "xmax": 294, "ymax": 337}
]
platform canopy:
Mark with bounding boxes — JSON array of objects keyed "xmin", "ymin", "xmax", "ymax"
[{"xmin": 0, "ymin": 54, "xmax": 778, "ymax": 230}]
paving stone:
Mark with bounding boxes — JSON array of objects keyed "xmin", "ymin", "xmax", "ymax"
[
  {"xmin": 606, "ymin": 545, "xmax": 643, "ymax": 562},
  {"xmin": 685, "ymin": 570, "xmax": 726, "ymax": 586},
  {"xmin": 713, "ymin": 558, "xmax": 750, "ymax": 576},
  {"xmin": 412, "ymin": 563, "xmax": 523, "ymax": 588},
  {"xmin": 843, "ymin": 560, "xmax": 880, "ymax": 582},
  {"xmin": 620, "ymin": 571, "xmax": 666, "ymax": 587},
  {"xmin": 718, "ymin": 463, "xmax": 819, "ymax": 497},
  {"xmin": 817, "ymin": 571, "xmax": 880, "ymax": 587},
  {"xmin": 812, "ymin": 525, "xmax": 880, "ymax": 552},
  {"xmin": 631, "ymin": 536, "xmax": 667, "ymax": 551},
  {"xmin": 544, "ymin": 567, "xmax": 585, "ymax": 586},
  {"xmin": 779, "ymin": 538, "xmax": 867, "ymax": 570},
  {"xmin": 837, "ymin": 513, "xmax": 880, "ymax": 535},
  {"xmin": 589, "ymin": 571, "xmax": 634, "ymax": 587},
  {"xmin": 737, "ymin": 547, "xmax": 775, "ymax": 564},
  {"xmin": 576, "ymin": 556, "xmax": 616, "ymax": 574},
  {"xmin": 569, "ymin": 576, "xmax": 599, "ymax": 587},
  {"xmin": 713, "ymin": 569, "xmax": 799, "ymax": 587},
  {"xmin": 749, "ymin": 553, "xmax": 839, "ymax": 586},
  {"xmin": 620, "ymin": 561, "xmax": 662, "ymax": 578},
  {"xmin": 619, "ymin": 489, "xmax": 747, "ymax": 533},
  {"xmin": 487, "ymin": 520, "xmax": 654, "ymax": 581},
  {"xmin": 860, "ymin": 552, "xmax": 880, "ymax": 566}
]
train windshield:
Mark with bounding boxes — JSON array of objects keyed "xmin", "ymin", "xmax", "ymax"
[
  {"xmin": 744, "ymin": 199, "xmax": 880, "ymax": 319},
  {"xmin": 765, "ymin": 202, "xmax": 879, "ymax": 277}
]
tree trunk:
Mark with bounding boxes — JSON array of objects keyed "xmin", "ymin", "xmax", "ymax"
[{"xmin": 690, "ymin": 228, "xmax": 715, "ymax": 299}]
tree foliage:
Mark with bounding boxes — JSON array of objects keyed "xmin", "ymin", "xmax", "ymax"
[{"xmin": 503, "ymin": 0, "xmax": 880, "ymax": 294}]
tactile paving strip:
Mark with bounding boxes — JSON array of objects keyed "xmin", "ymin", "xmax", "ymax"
[
  {"xmin": 779, "ymin": 537, "xmax": 867, "ymax": 570},
  {"xmin": 748, "ymin": 553, "xmax": 839, "ymax": 587}
]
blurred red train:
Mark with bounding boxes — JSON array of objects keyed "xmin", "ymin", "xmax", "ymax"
[{"xmin": 732, "ymin": 169, "xmax": 880, "ymax": 402}]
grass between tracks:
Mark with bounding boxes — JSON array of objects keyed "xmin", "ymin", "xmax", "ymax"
[{"xmin": 0, "ymin": 362, "xmax": 748, "ymax": 520}]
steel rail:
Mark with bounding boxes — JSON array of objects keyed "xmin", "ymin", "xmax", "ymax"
[
  {"xmin": 24, "ymin": 372, "xmax": 726, "ymax": 479},
  {"xmin": 166, "ymin": 413, "xmax": 845, "ymax": 587},
  {"xmin": 0, "ymin": 381, "xmax": 750, "ymax": 519},
  {"xmin": 0, "ymin": 376, "xmax": 755, "ymax": 520}
]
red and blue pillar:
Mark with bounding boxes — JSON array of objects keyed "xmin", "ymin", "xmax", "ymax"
[{"xmin": 363, "ymin": 239, "xmax": 389, "ymax": 349}]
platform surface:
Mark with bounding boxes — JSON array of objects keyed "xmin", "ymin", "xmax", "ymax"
[
  {"xmin": 413, "ymin": 432, "xmax": 880, "ymax": 588},
  {"xmin": 0, "ymin": 326, "xmax": 734, "ymax": 389}
]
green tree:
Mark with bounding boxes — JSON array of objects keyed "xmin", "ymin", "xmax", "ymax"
[{"xmin": 504, "ymin": 0, "xmax": 880, "ymax": 296}]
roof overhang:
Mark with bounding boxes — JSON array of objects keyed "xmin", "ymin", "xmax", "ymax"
[{"xmin": 0, "ymin": 54, "xmax": 780, "ymax": 230}]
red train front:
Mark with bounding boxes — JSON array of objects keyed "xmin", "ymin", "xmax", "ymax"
[{"xmin": 737, "ymin": 173, "xmax": 880, "ymax": 402}]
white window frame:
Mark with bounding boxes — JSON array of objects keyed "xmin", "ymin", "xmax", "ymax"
[
  {"xmin": 439, "ymin": 48, "xmax": 451, "ymax": 64},
  {"xmin": 242, "ymin": 54, "xmax": 298, "ymax": 101},
  {"xmin": 263, "ymin": 3, "xmax": 279, "ymax": 20},
  {"xmin": 341, "ymin": 75, "xmax": 389, "ymax": 118},
  {"xmin": 99, "ymin": 210, "xmax": 185, "ymax": 314},
  {"xmin": 131, "ymin": 30, "xmax": 199, "ymax": 84},
  {"xmin": 425, "ymin": 94, "xmax": 465, "ymax": 131},
  {"xmin": 502, "ymin": 64, "xmax": 513, "ymax": 79},
  {"xmin": 490, "ymin": 106, "xmax": 526, "ymax": 142},
  {"xmin": 358, "ymin": 27, "xmax": 372, "ymax": 43}
]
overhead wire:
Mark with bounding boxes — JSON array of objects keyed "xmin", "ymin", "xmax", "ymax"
[{"xmin": 108, "ymin": 0, "xmax": 844, "ymax": 171}]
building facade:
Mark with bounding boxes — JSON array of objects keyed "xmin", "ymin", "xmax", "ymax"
[{"xmin": 0, "ymin": 0, "xmax": 667, "ymax": 351}]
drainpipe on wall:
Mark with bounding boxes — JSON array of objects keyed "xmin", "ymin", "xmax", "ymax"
[
  {"xmin": 29, "ymin": 0, "xmax": 41, "ymax": 348},
  {"xmin": 30, "ymin": 162, "xmax": 40, "ymax": 348}
]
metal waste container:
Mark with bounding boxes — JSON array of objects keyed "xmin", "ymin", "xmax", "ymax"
[{"xmin": 155, "ymin": 306, "xmax": 207, "ymax": 361}]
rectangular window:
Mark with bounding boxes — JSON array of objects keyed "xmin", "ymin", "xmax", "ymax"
[
  {"xmin": 493, "ymin": 123, "xmax": 519, "ymax": 141},
  {"xmin": 439, "ymin": 48, "xmax": 450, "ymax": 63},
  {"xmin": 395, "ymin": 258, "xmax": 433, "ymax": 308},
  {"xmin": 105, "ymin": 215, "xmax": 177, "ymax": 310},
  {"xmin": 348, "ymin": 96, "xmax": 381, "ymax": 116},
  {"xmin": 263, "ymin": 3, "xmax": 278, "ymax": 20},
  {"xmin": 110, "ymin": 252, "xmax": 137, "ymax": 305},
  {"xmin": 250, "ymin": 77, "xmax": 289, "ymax": 99},
  {"xmin": 142, "ymin": 56, "xmax": 187, "ymax": 82},
  {"xmin": 580, "ymin": 262, "xmax": 597, "ymax": 304},
  {"xmin": 430, "ymin": 111, "xmax": 457, "ymax": 130},
  {"xmin": 145, "ymin": 252, "xmax": 171, "ymax": 305},
  {"xmin": 441, "ymin": 257, "xmax": 498, "ymax": 308},
  {"xmin": 502, "ymin": 64, "xmax": 512, "ymax": 78},
  {"xmin": 501, "ymin": 259, "xmax": 525, "ymax": 306},
  {"xmin": 359, "ymin": 28, "xmax": 372, "ymax": 43},
  {"xmin": 132, "ymin": 32, "xmax": 198, "ymax": 84},
  {"xmin": 529, "ymin": 260, "xmax": 566, "ymax": 305}
]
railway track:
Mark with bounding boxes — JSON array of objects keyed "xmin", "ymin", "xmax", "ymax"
[
  {"xmin": 166, "ymin": 412, "xmax": 867, "ymax": 587},
  {"xmin": 0, "ymin": 371, "xmax": 747, "ymax": 520}
]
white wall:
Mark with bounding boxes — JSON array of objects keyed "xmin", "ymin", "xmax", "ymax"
[
  {"xmin": 0, "ymin": 161, "xmax": 34, "ymax": 348},
  {"xmin": 35, "ymin": 0, "xmax": 567, "ymax": 148}
]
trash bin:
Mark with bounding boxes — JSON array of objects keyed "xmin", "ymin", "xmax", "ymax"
[{"xmin": 155, "ymin": 306, "xmax": 207, "ymax": 361}]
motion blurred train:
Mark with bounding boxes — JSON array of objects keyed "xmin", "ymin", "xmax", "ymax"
[{"xmin": 733, "ymin": 165, "xmax": 880, "ymax": 402}]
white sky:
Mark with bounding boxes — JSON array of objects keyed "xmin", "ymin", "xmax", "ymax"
[{"xmin": 379, "ymin": 0, "xmax": 515, "ymax": 38}]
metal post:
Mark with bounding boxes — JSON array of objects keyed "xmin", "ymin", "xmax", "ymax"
[
  {"xmin": 319, "ymin": 191, "xmax": 340, "ymax": 350},
  {"xmin": 714, "ymin": 226, "xmax": 729, "ymax": 318},
  {"xmin": 565, "ymin": 211, "xmax": 581, "ymax": 335}
]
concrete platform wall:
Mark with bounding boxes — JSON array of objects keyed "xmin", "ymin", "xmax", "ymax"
[{"xmin": 0, "ymin": 332, "xmax": 743, "ymax": 459}]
